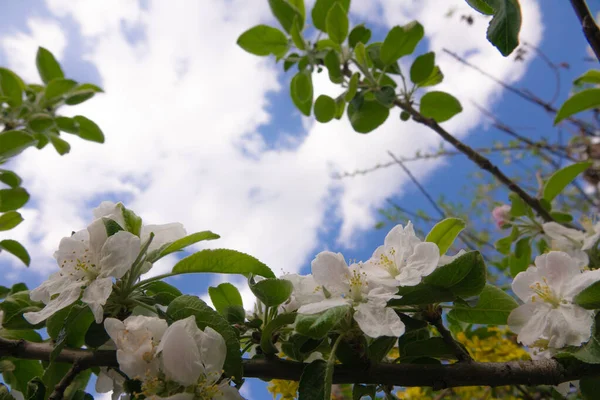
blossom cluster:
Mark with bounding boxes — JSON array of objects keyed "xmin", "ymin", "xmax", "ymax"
[
  {"xmin": 281, "ymin": 222, "xmax": 445, "ymax": 338},
  {"xmin": 98, "ymin": 315, "xmax": 242, "ymax": 400}
]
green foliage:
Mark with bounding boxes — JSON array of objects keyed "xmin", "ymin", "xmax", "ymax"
[
  {"xmin": 419, "ymin": 91, "xmax": 463, "ymax": 123},
  {"xmin": 0, "ymin": 211, "xmax": 23, "ymax": 231},
  {"xmin": 466, "ymin": 0, "xmax": 522, "ymax": 56},
  {"xmin": 401, "ymin": 337, "xmax": 459, "ymax": 361},
  {"xmin": 348, "ymin": 25, "xmax": 371, "ymax": 48},
  {"xmin": 208, "ymin": 282, "xmax": 245, "ymax": 323},
  {"xmin": 325, "ymin": 3, "xmax": 349, "ymax": 44},
  {"xmin": 410, "ymin": 52, "xmax": 435, "ymax": 85},
  {"xmin": 298, "ymin": 359, "xmax": 327, "ymax": 400},
  {"xmin": 36, "ymin": 47, "xmax": 64, "ymax": 84},
  {"xmin": 237, "ymin": 25, "xmax": 288, "ymax": 57},
  {"xmin": 261, "ymin": 312, "xmax": 298, "ymax": 354},
  {"xmin": 171, "ymin": 248, "xmax": 275, "ymax": 278},
  {"xmin": 46, "ymin": 305, "xmax": 94, "ymax": 361},
  {"xmin": 146, "ymin": 230, "xmax": 220, "ymax": 262},
  {"xmin": 143, "ymin": 281, "xmax": 183, "ymax": 306},
  {"xmin": 425, "ymin": 217, "xmax": 466, "ymax": 255},
  {"xmin": 0, "ymin": 239, "xmax": 30, "ymax": 266},
  {"xmin": 0, "ymin": 290, "xmax": 43, "ymax": 329},
  {"xmin": 554, "ymin": 88, "xmax": 600, "ymax": 125},
  {"xmin": 448, "ymin": 284, "xmax": 518, "ymax": 325},
  {"xmin": 574, "ymin": 70, "xmax": 600, "ymax": 86},
  {"xmin": 574, "ymin": 281, "xmax": 600, "ymax": 310},
  {"xmin": 290, "ymin": 70, "xmax": 313, "ymax": 116},
  {"xmin": 314, "ymin": 95, "xmax": 337, "ymax": 123},
  {"xmin": 390, "ymin": 251, "xmax": 486, "ymax": 305},
  {"xmin": 0, "ymin": 131, "xmax": 36, "ymax": 161},
  {"xmin": 380, "ymin": 22, "xmax": 424, "ymax": 65},
  {"xmin": 167, "ymin": 295, "xmax": 243, "ymax": 382},
  {"xmin": 268, "ymin": 0, "xmax": 303, "ymax": 33},
  {"xmin": 347, "ymin": 99, "xmax": 390, "ymax": 133},
  {"xmin": 295, "ymin": 306, "xmax": 351, "ymax": 338},
  {"xmin": 250, "ymin": 277, "xmax": 293, "ymax": 307},
  {"xmin": 542, "ymin": 161, "xmax": 592, "ymax": 202},
  {"xmin": 312, "ymin": 0, "xmax": 350, "ymax": 32},
  {"xmin": 509, "ymin": 236, "xmax": 531, "ymax": 277},
  {"xmin": 581, "ymin": 376, "xmax": 600, "ymax": 400}
]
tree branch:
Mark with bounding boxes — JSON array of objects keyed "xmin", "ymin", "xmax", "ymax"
[
  {"xmin": 48, "ymin": 362, "xmax": 84, "ymax": 400},
  {"xmin": 569, "ymin": 0, "xmax": 600, "ymax": 62},
  {"xmin": 396, "ymin": 101, "xmax": 556, "ymax": 223},
  {"xmin": 3, "ymin": 337, "xmax": 600, "ymax": 389},
  {"xmin": 424, "ymin": 307, "xmax": 473, "ymax": 363}
]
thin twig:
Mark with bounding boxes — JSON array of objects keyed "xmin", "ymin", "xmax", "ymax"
[
  {"xmin": 426, "ymin": 310, "xmax": 473, "ymax": 363},
  {"xmin": 569, "ymin": 0, "xmax": 600, "ymax": 62},
  {"xmin": 48, "ymin": 362, "xmax": 84, "ymax": 400}
]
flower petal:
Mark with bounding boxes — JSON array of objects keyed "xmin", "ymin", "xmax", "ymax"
[
  {"xmin": 215, "ymin": 383, "xmax": 245, "ymax": 400},
  {"xmin": 200, "ymin": 326, "xmax": 227, "ymax": 379},
  {"xmin": 353, "ymin": 302, "xmax": 405, "ymax": 338},
  {"xmin": 158, "ymin": 316, "xmax": 203, "ymax": 386},
  {"xmin": 93, "ymin": 201, "xmax": 126, "ymax": 227},
  {"xmin": 311, "ymin": 251, "xmax": 350, "ymax": 292},
  {"xmin": 82, "ymin": 277, "xmax": 114, "ymax": 323},
  {"xmin": 536, "ymin": 252, "xmax": 581, "ymax": 296},
  {"xmin": 511, "ymin": 266, "xmax": 540, "ymax": 302},
  {"xmin": 142, "ymin": 223, "xmax": 187, "ymax": 252},
  {"xmin": 23, "ymin": 283, "xmax": 81, "ymax": 325},
  {"xmin": 297, "ymin": 298, "xmax": 349, "ymax": 314},
  {"xmin": 104, "ymin": 318, "xmax": 125, "ymax": 343},
  {"xmin": 396, "ymin": 242, "xmax": 440, "ymax": 286},
  {"xmin": 99, "ymin": 231, "xmax": 141, "ymax": 278},
  {"xmin": 508, "ymin": 302, "xmax": 551, "ymax": 346}
]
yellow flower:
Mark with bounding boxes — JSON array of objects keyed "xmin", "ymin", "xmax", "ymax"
[{"xmin": 267, "ymin": 379, "xmax": 300, "ymax": 400}]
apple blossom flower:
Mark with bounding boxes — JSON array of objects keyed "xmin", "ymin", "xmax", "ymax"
[
  {"xmin": 23, "ymin": 220, "xmax": 142, "ymax": 325},
  {"xmin": 542, "ymin": 222, "xmax": 589, "ymax": 268},
  {"xmin": 156, "ymin": 316, "xmax": 243, "ymax": 399},
  {"xmin": 297, "ymin": 251, "xmax": 404, "ymax": 338},
  {"xmin": 96, "ymin": 368, "xmax": 126, "ymax": 400},
  {"xmin": 492, "ymin": 204, "xmax": 511, "ymax": 228},
  {"xmin": 280, "ymin": 273, "xmax": 325, "ymax": 313},
  {"xmin": 104, "ymin": 315, "xmax": 168, "ymax": 380},
  {"xmin": 508, "ymin": 251, "xmax": 600, "ymax": 349},
  {"xmin": 581, "ymin": 219, "xmax": 600, "ymax": 251},
  {"xmin": 363, "ymin": 222, "xmax": 440, "ymax": 287}
]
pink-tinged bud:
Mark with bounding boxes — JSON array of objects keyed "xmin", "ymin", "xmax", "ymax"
[{"xmin": 492, "ymin": 205, "xmax": 512, "ymax": 228}]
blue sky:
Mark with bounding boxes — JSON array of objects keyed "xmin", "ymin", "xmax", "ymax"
[{"xmin": 0, "ymin": 0, "xmax": 598, "ymax": 398}]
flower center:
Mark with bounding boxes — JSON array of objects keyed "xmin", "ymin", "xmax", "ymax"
[
  {"xmin": 377, "ymin": 248, "xmax": 400, "ymax": 277},
  {"xmin": 530, "ymin": 278, "xmax": 563, "ymax": 308},
  {"xmin": 348, "ymin": 269, "xmax": 368, "ymax": 303}
]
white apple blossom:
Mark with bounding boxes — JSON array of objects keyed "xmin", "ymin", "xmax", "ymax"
[
  {"xmin": 582, "ymin": 219, "xmax": 600, "ymax": 251},
  {"xmin": 104, "ymin": 315, "xmax": 168, "ymax": 380},
  {"xmin": 96, "ymin": 368, "xmax": 126, "ymax": 400},
  {"xmin": 156, "ymin": 316, "xmax": 243, "ymax": 400},
  {"xmin": 24, "ymin": 219, "xmax": 141, "ymax": 324},
  {"xmin": 297, "ymin": 251, "xmax": 404, "ymax": 338},
  {"xmin": 363, "ymin": 222, "xmax": 440, "ymax": 287},
  {"xmin": 280, "ymin": 273, "xmax": 325, "ymax": 313},
  {"xmin": 508, "ymin": 251, "xmax": 600, "ymax": 349},
  {"xmin": 542, "ymin": 222, "xmax": 589, "ymax": 268}
]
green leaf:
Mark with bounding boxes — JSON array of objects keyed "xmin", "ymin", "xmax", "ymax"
[
  {"xmin": 465, "ymin": 0, "xmax": 495, "ymax": 15},
  {"xmin": 344, "ymin": 73, "xmax": 359, "ymax": 102},
  {"xmin": 0, "ymin": 211, "xmax": 23, "ymax": 231},
  {"xmin": 368, "ymin": 336, "xmax": 397, "ymax": 363},
  {"xmin": 65, "ymin": 90, "xmax": 95, "ymax": 105},
  {"xmin": 298, "ymin": 360, "xmax": 326, "ymax": 400},
  {"xmin": 420, "ymin": 91, "xmax": 463, "ymax": 123},
  {"xmin": 55, "ymin": 116, "xmax": 80, "ymax": 134},
  {"xmin": 324, "ymin": 50, "xmax": 343, "ymax": 84},
  {"xmin": 400, "ymin": 111, "xmax": 410, "ymax": 121},
  {"xmin": 509, "ymin": 237, "xmax": 531, "ymax": 277},
  {"xmin": 102, "ymin": 218, "xmax": 124, "ymax": 237},
  {"xmin": 73, "ymin": 116, "xmax": 105, "ymax": 143},
  {"xmin": 146, "ymin": 231, "xmax": 220, "ymax": 262},
  {"xmin": 290, "ymin": 70, "xmax": 313, "ymax": 116},
  {"xmin": 296, "ymin": 305, "xmax": 351, "ymax": 338},
  {"xmin": 0, "ymin": 187, "xmax": 29, "ymax": 212},
  {"xmin": 2, "ymin": 359, "xmax": 44, "ymax": 394},
  {"xmin": 0, "ymin": 170, "xmax": 22, "ymax": 188},
  {"xmin": 543, "ymin": 161, "xmax": 592, "ymax": 202},
  {"xmin": 290, "ymin": 17, "xmax": 306, "ymax": 50},
  {"xmin": 555, "ymin": 89, "xmax": 600, "ymax": 124},
  {"xmin": 410, "ymin": 52, "xmax": 435, "ymax": 85},
  {"xmin": 352, "ymin": 385, "xmax": 376, "ymax": 400},
  {"xmin": 347, "ymin": 99, "xmax": 390, "ymax": 133},
  {"xmin": 334, "ymin": 96, "xmax": 345, "ymax": 120},
  {"xmin": 311, "ymin": 0, "xmax": 350, "ymax": 32},
  {"xmin": 268, "ymin": 0, "xmax": 303, "ymax": 33},
  {"xmin": 374, "ymin": 86, "xmax": 396, "ymax": 107},
  {"xmin": 581, "ymin": 376, "xmax": 600, "ymax": 400},
  {"xmin": 419, "ymin": 66, "xmax": 444, "ymax": 87},
  {"xmin": 485, "ymin": 0, "xmax": 522, "ymax": 56},
  {"xmin": 354, "ymin": 42, "xmax": 369, "ymax": 68},
  {"xmin": 50, "ymin": 134, "xmax": 71, "ymax": 155},
  {"xmin": 508, "ymin": 191, "xmax": 528, "ymax": 217},
  {"xmin": 425, "ymin": 217, "xmax": 466, "ymax": 255},
  {"xmin": 448, "ymin": 284, "xmax": 518, "ymax": 325},
  {"xmin": 391, "ymin": 251, "xmax": 486, "ymax": 306},
  {"xmin": 326, "ymin": 3, "xmax": 348, "ymax": 45},
  {"xmin": 120, "ymin": 205, "xmax": 142, "ymax": 236},
  {"xmin": 44, "ymin": 78, "xmax": 77, "ymax": 100},
  {"xmin": 0, "ymin": 291, "xmax": 42, "ymax": 329},
  {"xmin": 237, "ymin": 25, "xmax": 288, "ymax": 57},
  {"xmin": 575, "ymin": 70, "xmax": 600, "ymax": 86},
  {"xmin": 0, "ymin": 131, "xmax": 36, "ymax": 160},
  {"xmin": 574, "ymin": 280, "xmax": 600, "ymax": 309},
  {"xmin": 28, "ymin": 114, "xmax": 54, "ymax": 133},
  {"xmin": 0, "ymin": 68, "xmax": 24, "ymax": 107},
  {"xmin": 549, "ymin": 211, "xmax": 573, "ymax": 223},
  {"xmin": 172, "ymin": 248, "xmax": 275, "ymax": 278},
  {"xmin": 47, "ymin": 305, "xmax": 94, "ymax": 362},
  {"xmin": 167, "ymin": 295, "xmax": 242, "ymax": 382},
  {"xmin": 84, "ymin": 322, "xmax": 110, "ymax": 348},
  {"xmin": 208, "ymin": 282, "xmax": 243, "ymax": 316},
  {"xmin": 143, "ymin": 281, "xmax": 182, "ymax": 306},
  {"xmin": 349, "ymin": 25, "xmax": 371, "ymax": 48},
  {"xmin": 261, "ymin": 312, "xmax": 297, "ymax": 355},
  {"xmin": 284, "ymin": 53, "xmax": 299, "ymax": 71},
  {"xmin": 250, "ymin": 277, "xmax": 293, "ymax": 307},
  {"xmin": 36, "ymin": 47, "xmax": 64, "ymax": 84},
  {"xmin": 0, "ymin": 328, "xmax": 42, "ymax": 342},
  {"xmin": 380, "ymin": 22, "xmax": 424, "ymax": 65},
  {"xmin": 401, "ymin": 337, "xmax": 459, "ymax": 360},
  {"xmin": 314, "ymin": 95, "xmax": 337, "ymax": 123}
]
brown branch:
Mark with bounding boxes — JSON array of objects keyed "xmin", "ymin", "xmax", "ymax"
[
  {"xmin": 569, "ymin": 0, "xmax": 600, "ymax": 62},
  {"xmin": 396, "ymin": 101, "xmax": 556, "ymax": 223},
  {"xmin": 48, "ymin": 362, "xmax": 84, "ymax": 400},
  {"xmin": 3, "ymin": 337, "xmax": 600, "ymax": 389},
  {"xmin": 424, "ymin": 308, "xmax": 473, "ymax": 363}
]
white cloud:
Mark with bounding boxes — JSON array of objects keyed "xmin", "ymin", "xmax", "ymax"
[{"xmin": 1, "ymin": 0, "xmax": 542, "ymax": 286}]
